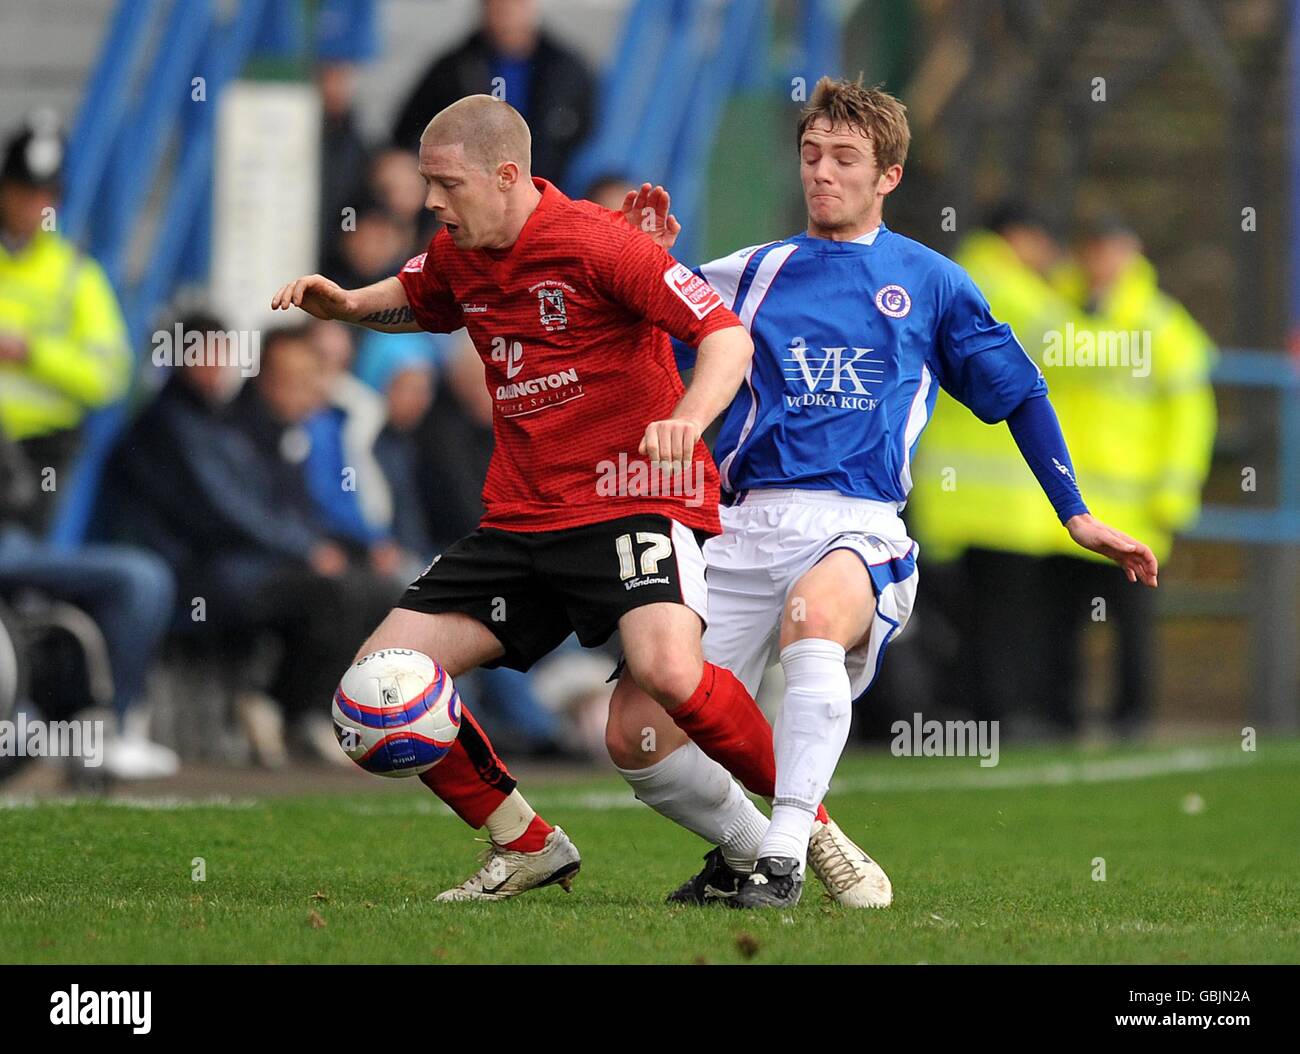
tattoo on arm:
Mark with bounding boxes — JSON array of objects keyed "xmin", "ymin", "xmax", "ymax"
[{"xmin": 359, "ymin": 306, "xmax": 415, "ymax": 326}]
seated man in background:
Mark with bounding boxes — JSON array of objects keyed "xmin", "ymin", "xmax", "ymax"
[
  {"xmin": 106, "ymin": 321, "xmax": 395, "ymax": 766},
  {"xmin": 355, "ymin": 334, "xmax": 437, "ymax": 565},
  {"xmin": 323, "ymin": 195, "xmax": 415, "ymax": 293},
  {"xmin": 302, "ymin": 318, "xmax": 405, "ymax": 577},
  {"xmin": 0, "ymin": 427, "xmax": 178, "ymax": 778},
  {"xmin": 0, "ymin": 118, "xmax": 131, "ymax": 532}
]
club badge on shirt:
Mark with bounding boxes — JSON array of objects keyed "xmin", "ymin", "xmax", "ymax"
[{"xmin": 530, "ymin": 279, "xmax": 575, "ymax": 332}]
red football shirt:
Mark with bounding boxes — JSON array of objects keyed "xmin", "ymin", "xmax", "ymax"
[{"xmin": 396, "ymin": 178, "xmax": 740, "ymax": 535}]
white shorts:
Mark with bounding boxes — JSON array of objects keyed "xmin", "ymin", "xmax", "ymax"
[{"xmin": 702, "ymin": 489, "xmax": 919, "ymax": 699}]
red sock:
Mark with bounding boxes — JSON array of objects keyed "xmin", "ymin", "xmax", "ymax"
[
  {"xmin": 504, "ymin": 813, "xmax": 554, "ymax": 853},
  {"xmin": 669, "ymin": 662, "xmax": 777, "ymax": 798},
  {"xmin": 418, "ymin": 703, "xmax": 517, "ymax": 828}
]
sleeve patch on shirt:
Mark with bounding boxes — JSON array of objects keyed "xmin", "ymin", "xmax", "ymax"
[
  {"xmin": 663, "ymin": 263, "xmax": 723, "ymax": 320},
  {"xmin": 401, "ymin": 252, "xmax": 427, "ymax": 273}
]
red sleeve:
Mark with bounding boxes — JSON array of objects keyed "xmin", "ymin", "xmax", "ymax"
[
  {"xmin": 607, "ymin": 228, "xmax": 742, "ymax": 345},
  {"xmin": 394, "ymin": 246, "xmax": 463, "ymax": 333}
]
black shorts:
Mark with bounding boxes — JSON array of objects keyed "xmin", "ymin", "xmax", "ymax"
[{"xmin": 397, "ymin": 513, "xmax": 710, "ymax": 672}]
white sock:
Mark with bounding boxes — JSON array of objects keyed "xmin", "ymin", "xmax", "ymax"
[
  {"xmin": 759, "ymin": 638, "xmax": 852, "ymax": 871},
  {"xmin": 617, "ymin": 741, "xmax": 767, "ymax": 872},
  {"xmin": 484, "ymin": 789, "xmax": 536, "ymax": 846}
]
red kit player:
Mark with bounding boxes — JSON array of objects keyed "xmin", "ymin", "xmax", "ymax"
[{"xmin": 271, "ymin": 95, "xmax": 784, "ymax": 900}]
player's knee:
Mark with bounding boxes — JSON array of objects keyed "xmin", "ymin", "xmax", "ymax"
[
  {"xmin": 785, "ymin": 603, "xmax": 838, "ymax": 642},
  {"xmin": 603, "ymin": 714, "xmax": 642, "ymax": 769},
  {"xmin": 628, "ymin": 651, "xmax": 702, "ymax": 708}
]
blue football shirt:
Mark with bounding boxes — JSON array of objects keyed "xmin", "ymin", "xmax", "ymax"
[{"xmin": 678, "ymin": 223, "xmax": 1045, "ymax": 506}]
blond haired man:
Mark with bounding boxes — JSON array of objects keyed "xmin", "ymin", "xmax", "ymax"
[{"xmin": 608, "ymin": 78, "xmax": 1158, "ymax": 909}]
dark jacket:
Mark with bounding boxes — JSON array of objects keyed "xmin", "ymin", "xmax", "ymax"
[
  {"xmin": 105, "ymin": 377, "xmax": 324, "ymax": 584},
  {"xmin": 415, "ymin": 379, "xmax": 494, "ymax": 552},
  {"xmin": 391, "ymin": 29, "xmax": 595, "ymax": 188}
]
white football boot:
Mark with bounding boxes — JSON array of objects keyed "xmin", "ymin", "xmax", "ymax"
[
  {"xmin": 435, "ymin": 826, "xmax": 581, "ymax": 902},
  {"xmin": 807, "ymin": 818, "xmax": 893, "ymax": 908}
]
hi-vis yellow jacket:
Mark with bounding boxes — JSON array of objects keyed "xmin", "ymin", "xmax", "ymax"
[
  {"xmin": 1047, "ymin": 254, "xmax": 1217, "ymax": 563},
  {"xmin": 908, "ymin": 230, "xmax": 1088, "ymax": 562},
  {"xmin": 908, "ymin": 230, "xmax": 1217, "ymax": 565},
  {"xmin": 0, "ymin": 229, "xmax": 130, "ymax": 440}
]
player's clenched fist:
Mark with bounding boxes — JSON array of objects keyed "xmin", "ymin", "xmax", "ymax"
[
  {"xmin": 270, "ymin": 274, "xmax": 354, "ymax": 320},
  {"xmin": 639, "ymin": 417, "xmax": 701, "ymax": 476}
]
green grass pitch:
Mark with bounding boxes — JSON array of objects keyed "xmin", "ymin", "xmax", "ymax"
[{"xmin": 3, "ymin": 740, "xmax": 1298, "ymax": 964}]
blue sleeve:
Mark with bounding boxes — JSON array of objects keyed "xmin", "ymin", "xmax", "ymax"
[
  {"xmin": 669, "ymin": 264, "xmax": 708, "ymax": 373},
  {"xmin": 931, "ymin": 269, "xmax": 1043, "ymax": 424},
  {"xmin": 303, "ymin": 413, "xmax": 387, "ymax": 545},
  {"xmin": 671, "ymin": 336, "xmax": 698, "ymax": 372},
  {"xmin": 1006, "ymin": 390, "xmax": 1089, "ymax": 524}
]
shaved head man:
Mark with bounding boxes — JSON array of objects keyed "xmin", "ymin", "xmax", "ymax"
[
  {"xmin": 416, "ymin": 95, "xmax": 541, "ymax": 250},
  {"xmin": 271, "ymin": 93, "xmax": 775, "ymax": 904}
]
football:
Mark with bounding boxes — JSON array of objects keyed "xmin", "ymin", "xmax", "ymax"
[{"xmin": 331, "ymin": 649, "xmax": 461, "ymax": 777}]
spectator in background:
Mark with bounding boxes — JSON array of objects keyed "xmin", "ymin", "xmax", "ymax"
[
  {"xmin": 353, "ymin": 334, "xmax": 437, "ymax": 565},
  {"xmin": 370, "ymin": 146, "xmax": 440, "ymax": 253},
  {"xmin": 0, "ymin": 433, "xmax": 178, "ymax": 779},
  {"xmin": 225, "ymin": 325, "xmax": 404, "ymax": 595},
  {"xmin": 302, "ymin": 319, "xmax": 399, "ymax": 571},
  {"xmin": 415, "ymin": 332, "xmax": 495, "ymax": 552},
  {"xmin": 106, "ymin": 322, "xmax": 395, "ymax": 766},
  {"xmin": 317, "ymin": 61, "xmax": 371, "ymax": 277},
  {"xmin": 1042, "ymin": 216, "xmax": 1217, "ymax": 735},
  {"xmin": 391, "ymin": 0, "xmax": 595, "ymax": 188},
  {"xmin": 583, "ymin": 174, "xmax": 636, "ymax": 212},
  {"xmin": 0, "ymin": 118, "xmax": 130, "ymax": 532},
  {"xmin": 325, "ymin": 195, "xmax": 413, "ymax": 291},
  {"xmin": 908, "ymin": 203, "xmax": 1093, "ymax": 738}
]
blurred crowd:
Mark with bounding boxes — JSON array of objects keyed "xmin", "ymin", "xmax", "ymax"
[
  {"xmin": 0, "ymin": 0, "xmax": 1220, "ymax": 784},
  {"xmin": 0, "ymin": 0, "xmax": 622, "ymax": 781},
  {"xmin": 889, "ymin": 204, "xmax": 1217, "ymax": 742}
]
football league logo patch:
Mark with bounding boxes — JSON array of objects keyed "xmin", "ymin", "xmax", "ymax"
[
  {"xmin": 875, "ymin": 284, "xmax": 911, "ymax": 319},
  {"xmin": 664, "ymin": 263, "xmax": 723, "ymax": 319}
]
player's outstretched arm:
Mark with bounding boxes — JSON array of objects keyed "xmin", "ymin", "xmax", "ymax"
[
  {"xmin": 270, "ymin": 275, "xmax": 421, "ymax": 332},
  {"xmin": 1003, "ymin": 392, "xmax": 1159, "ymax": 588},
  {"xmin": 1065, "ymin": 514, "xmax": 1159, "ymax": 588},
  {"xmin": 641, "ymin": 324, "xmax": 753, "ymax": 472}
]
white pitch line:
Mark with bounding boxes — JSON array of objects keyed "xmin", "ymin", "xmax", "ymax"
[
  {"xmin": 525, "ymin": 745, "xmax": 1273, "ymax": 812},
  {"xmin": 0, "ymin": 746, "xmax": 1283, "ymax": 814},
  {"xmin": 0, "ymin": 794, "xmax": 258, "ymax": 811}
]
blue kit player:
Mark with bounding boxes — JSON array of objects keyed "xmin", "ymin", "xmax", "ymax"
[{"xmin": 604, "ymin": 76, "xmax": 1159, "ymax": 909}]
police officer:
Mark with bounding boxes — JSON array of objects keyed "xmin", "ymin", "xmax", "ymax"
[{"xmin": 0, "ymin": 115, "xmax": 130, "ymax": 529}]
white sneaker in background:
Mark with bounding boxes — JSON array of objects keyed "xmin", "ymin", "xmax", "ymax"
[
  {"xmin": 101, "ymin": 730, "xmax": 180, "ymax": 779},
  {"xmin": 295, "ymin": 712, "xmax": 353, "ymax": 768},
  {"xmin": 234, "ymin": 691, "xmax": 287, "ymax": 769}
]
